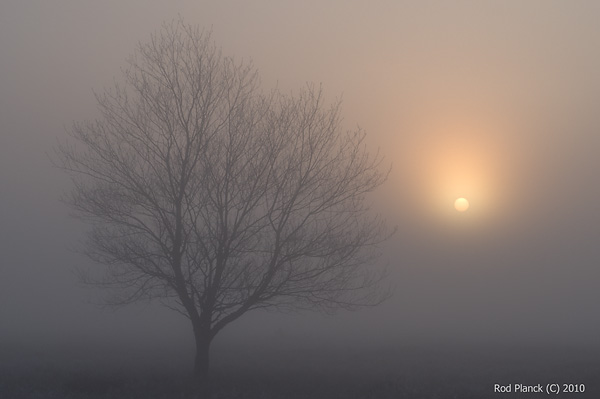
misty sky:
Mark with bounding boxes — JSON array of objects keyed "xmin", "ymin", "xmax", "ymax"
[{"xmin": 1, "ymin": 0, "xmax": 599, "ymax": 357}]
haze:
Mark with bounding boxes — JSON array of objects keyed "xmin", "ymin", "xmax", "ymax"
[{"xmin": 1, "ymin": 0, "xmax": 599, "ymax": 396}]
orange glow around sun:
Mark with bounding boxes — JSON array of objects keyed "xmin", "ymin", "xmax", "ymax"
[{"xmin": 389, "ymin": 111, "xmax": 513, "ymax": 224}]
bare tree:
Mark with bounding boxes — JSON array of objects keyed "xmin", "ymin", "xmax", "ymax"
[{"xmin": 57, "ymin": 20, "xmax": 391, "ymax": 385}]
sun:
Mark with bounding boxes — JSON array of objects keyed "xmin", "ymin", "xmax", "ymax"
[{"xmin": 454, "ymin": 197, "xmax": 469, "ymax": 212}]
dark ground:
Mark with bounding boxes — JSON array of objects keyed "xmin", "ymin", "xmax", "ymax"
[{"xmin": 1, "ymin": 341, "xmax": 598, "ymax": 398}]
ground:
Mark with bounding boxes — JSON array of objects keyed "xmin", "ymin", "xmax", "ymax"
[{"xmin": 1, "ymin": 342, "xmax": 598, "ymax": 398}]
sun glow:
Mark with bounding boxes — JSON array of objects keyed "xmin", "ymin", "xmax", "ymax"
[
  {"xmin": 390, "ymin": 111, "xmax": 512, "ymax": 223},
  {"xmin": 454, "ymin": 197, "xmax": 469, "ymax": 212}
]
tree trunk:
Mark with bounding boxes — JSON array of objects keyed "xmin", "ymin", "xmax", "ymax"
[{"xmin": 193, "ymin": 330, "xmax": 212, "ymax": 394}]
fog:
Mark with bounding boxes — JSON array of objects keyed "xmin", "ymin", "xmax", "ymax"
[{"xmin": 1, "ymin": 0, "xmax": 599, "ymax": 394}]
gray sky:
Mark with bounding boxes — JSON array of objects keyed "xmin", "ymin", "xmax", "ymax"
[{"xmin": 1, "ymin": 0, "xmax": 599, "ymax": 359}]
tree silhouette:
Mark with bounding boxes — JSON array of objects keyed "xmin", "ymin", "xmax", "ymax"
[{"xmin": 57, "ymin": 20, "xmax": 391, "ymax": 386}]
